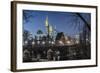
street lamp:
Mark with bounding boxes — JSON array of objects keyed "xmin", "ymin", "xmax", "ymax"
[
  {"xmin": 67, "ymin": 40, "xmax": 71, "ymax": 45},
  {"xmin": 37, "ymin": 41, "xmax": 40, "ymax": 44},
  {"xmin": 42, "ymin": 41, "xmax": 45, "ymax": 45},
  {"xmin": 32, "ymin": 41, "xmax": 35, "ymax": 45},
  {"xmin": 25, "ymin": 41, "xmax": 28, "ymax": 45},
  {"xmin": 51, "ymin": 41, "xmax": 55, "ymax": 45}
]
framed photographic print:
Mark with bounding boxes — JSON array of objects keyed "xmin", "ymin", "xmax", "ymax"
[{"xmin": 11, "ymin": 1, "xmax": 98, "ymax": 72}]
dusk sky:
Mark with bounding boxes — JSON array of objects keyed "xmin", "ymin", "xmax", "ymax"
[{"xmin": 23, "ymin": 10, "xmax": 91, "ymax": 38}]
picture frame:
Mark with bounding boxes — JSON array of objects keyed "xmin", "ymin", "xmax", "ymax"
[{"xmin": 11, "ymin": 1, "xmax": 98, "ymax": 72}]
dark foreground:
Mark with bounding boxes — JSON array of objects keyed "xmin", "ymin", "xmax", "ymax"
[{"xmin": 23, "ymin": 44, "xmax": 91, "ymax": 62}]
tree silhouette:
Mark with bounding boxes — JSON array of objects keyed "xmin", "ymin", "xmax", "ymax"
[
  {"xmin": 23, "ymin": 30, "xmax": 31, "ymax": 42},
  {"xmin": 23, "ymin": 30, "xmax": 34, "ymax": 46},
  {"xmin": 23, "ymin": 10, "xmax": 36, "ymax": 23},
  {"xmin": 76, "ymin": 13, "xmax": 90, "ymax": 31}
]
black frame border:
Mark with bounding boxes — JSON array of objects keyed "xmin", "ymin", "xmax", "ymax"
[{"xmin": 11, "ymin": 1, "xmax": 98, "ymax": 72}]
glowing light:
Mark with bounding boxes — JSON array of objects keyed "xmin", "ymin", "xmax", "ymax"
[
  {"xmin": 45, "ymin": 16, "xmax": 48, "ymax": 27},
  {"xmin": 49, "ymin": 41, "xmax": 51, "ymax": 44},
  {"xmin": 76, "ymin": 40, "xmax": 79, "ymax": 44},
  {"xmin": 37, "ymin": 41, "xmax": 40, "ymax": 44},
  {"xmin": 42, "ymin": 41, "xmax": 45, "ymax": 45},
  {"xmin": 49, "ymin": 26, "xmax": 53, "ymax": 33},
  {"xmin": 51, "ymin": 41, "xmax": 55, "ymax": 44},
  {"xmin": 25, "ymin": 41, "xmax": 28, "ymax": 44},
  {"xmin": 59, "ymin": 41, "xmax": 64, "ymax": 45},
  {"xmin": 32, "ymin": 41, "xmax": 35, "ymax": 45},
  {"xmin": 67, "ymin": 41, "xmax": 71, "ymax": 44}
]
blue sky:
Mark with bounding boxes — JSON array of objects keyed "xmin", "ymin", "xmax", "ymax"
[{"xmin": 23, "ymin": 10, "xmax": 91, "ymax": 37}]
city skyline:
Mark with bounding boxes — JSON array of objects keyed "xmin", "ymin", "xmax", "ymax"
[{"xmin": 23, "ymin": 10, "xmax": 91, "ymax": 38}]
